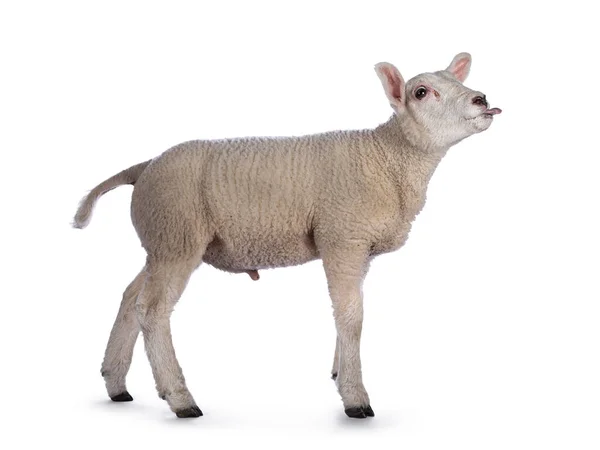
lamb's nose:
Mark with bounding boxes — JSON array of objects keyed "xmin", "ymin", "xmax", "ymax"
[{"xmin": 472, "ymin": 95, "xmax": 487, "ymax": 106}]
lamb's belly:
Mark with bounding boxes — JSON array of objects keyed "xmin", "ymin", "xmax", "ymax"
[{"xmin": 203, "ymin": 233, "xmax": 318, "ymax": 272}]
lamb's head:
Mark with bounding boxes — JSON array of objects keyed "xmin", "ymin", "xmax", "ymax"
[{"xmin": 375, "ymin": 53, "xmax": 501, "ymax": 148}]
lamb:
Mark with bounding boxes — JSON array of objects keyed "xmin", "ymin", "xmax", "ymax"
[{"xmin": 73, "ymin": 53, "xmax": 501, "ymax": 419}]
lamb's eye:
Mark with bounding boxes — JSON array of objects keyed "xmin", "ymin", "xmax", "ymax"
[{"xmin": 415, "ymin": 87, "xmax": 427, "ymax": 99}]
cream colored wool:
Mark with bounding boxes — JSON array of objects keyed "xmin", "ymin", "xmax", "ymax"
[{"xmin": 74, "ymin": 53, "xmax": 500, "ymax": 419}]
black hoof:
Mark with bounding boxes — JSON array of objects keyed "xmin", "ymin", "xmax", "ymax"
[
  {"xmin": 331, "ymin": 372, "xmax": 338, "ymax": 381},
  {"xmin": 110, "ymin": 391, "xmax": 133, "ymax": 402},
  {"xmin": 175, "ymin": 406, "xmax": 203, "ymax": 418},
  {"xmin": 345, "ymin": 405, "xmax": 375, "ymax": 418}
]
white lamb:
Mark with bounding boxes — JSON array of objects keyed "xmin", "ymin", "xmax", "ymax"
[{"xmin": 74, "ymin": 53, "xmax": 501, "ymax": 419}]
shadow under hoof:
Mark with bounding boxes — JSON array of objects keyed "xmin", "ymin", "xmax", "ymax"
[
  {"xmin": 345, "ymin": 405, "xmax": 375, "ymax": 419},
  {"xmin": 110, "ymin": 392, "xmax": 134, "ymax": 402},
  {"xmin": 175, "ymin": 406, "xmax": 203, "ymax": 418}
]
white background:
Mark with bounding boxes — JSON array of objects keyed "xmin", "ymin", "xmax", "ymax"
[{"xmin": 1, "ymin": 1, "xmax": 599, "ymax": 448}]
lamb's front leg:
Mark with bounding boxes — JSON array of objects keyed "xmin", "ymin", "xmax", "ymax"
[{"xmin": 322, "ymin": 248, "xmax": 374, "ymax": 418}]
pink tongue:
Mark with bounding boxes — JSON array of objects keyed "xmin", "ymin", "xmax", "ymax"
[{"xmin": 486, "ymin": 107, "xmax": 502, "ymax": 115}]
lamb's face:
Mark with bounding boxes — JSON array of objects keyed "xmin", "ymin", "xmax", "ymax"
[
  {"xmin": 405, "ymin": 70, "xmax": 501, "ymax": 144},
  {"xmin": 375, "ymin": 53, "xmax": 501, "ymax": 148}
]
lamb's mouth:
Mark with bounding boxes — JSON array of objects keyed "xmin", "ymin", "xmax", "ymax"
[
  {"xmin": 467, "ymin": 107, "xmax": 502, "ymax": 121},
  {"xmin": 482, "ymin": 107, "xmax": 502, "ymax": 117}
]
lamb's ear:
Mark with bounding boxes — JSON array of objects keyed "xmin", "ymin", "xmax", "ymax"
[
  {"xmin": 375, "ymin": 62, "xmax": 405, "ymax": 112},
  {"xmin": 446, "ymin": 52, "xmax": 471, "ymax": 83}
]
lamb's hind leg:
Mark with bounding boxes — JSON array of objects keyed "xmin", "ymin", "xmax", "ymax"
[
  {"xmin": 101, "ymin": 269, "xmax": 146, "ymax": 401},
  {"xmin": 135, "ymin": 255, "xmax": 203, "ymax": 418}
]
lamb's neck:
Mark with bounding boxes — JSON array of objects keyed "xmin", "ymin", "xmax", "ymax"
[{"xmin": 374, "ymin": 115, "xmax": 449, "ymax": 216}]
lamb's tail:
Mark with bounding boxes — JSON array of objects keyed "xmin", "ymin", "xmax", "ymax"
[{"xmin": 72, "ymin": 159, "xmax": 152, "ymax": 229}]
